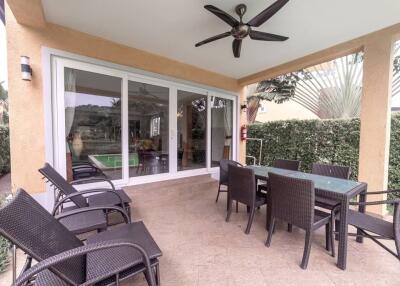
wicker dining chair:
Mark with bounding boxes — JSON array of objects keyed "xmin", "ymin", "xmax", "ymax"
[
  {"xmin": 0, "ymin": 189, "xmax": 161, "ymax": 286},
  {"xmin": 39, "ymin": 163, "xmax": 132, "ymax": 221},
  {"xmin": 265, "ymin": 172, "xmax": 334, "ymax": 269},
  {"xmin": 312, "ymin": 163, "xmax": 352, "ymax": 255},
  {"xmin": 226, "ymin": 164, "xmax": 267, "ymax": 234},
  {"xmin": 216, "ymin": 159, "xmax": 243, "ymax": 211},
  {"xmin": 334, "ymin": 189, "xmax": 400, "ymax": 260},
  {"xmin": 258, "ymin": 159, "xmax": 301, "ymax": 192}
]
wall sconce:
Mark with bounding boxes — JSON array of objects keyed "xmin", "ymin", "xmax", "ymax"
[
  {"xmin": 240, "ymin": 101, "xmax": 247, "ymax": 112},
  {"xmin": 21, "ymin": 56, "xmax": 32, "ymax": 81}
]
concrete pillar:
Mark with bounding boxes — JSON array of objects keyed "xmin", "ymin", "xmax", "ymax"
[
  {"xmin": 359, "ymin": 35, "xmax": 395, "ymax": 216},
  {"xmin": 239, "ymin": 86, "xmax": 247, "ymax": 164}
]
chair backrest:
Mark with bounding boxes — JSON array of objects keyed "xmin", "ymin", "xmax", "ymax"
[
  {"xmin": 0, "ymin": 189, "xmax": 86, "ymax": 285},
  {"xmin": 273, "ymin": 159, "xmax": 300, "ymax": 171},
  {"xmin": 39, "ymin": 163, "xmax": 88, "ymax": 208},
  {"xmin": 220, "ymin": 159, "xmax": 242, "ymax": 185},
  {"xmin": 311, "ymin": 163, "xmax": 351, "ymax": 179},
  {"xmin": 228, "ymin": 164, "xmax": 255, "ymax": 206},
  {"xmin": 268, "ymin": 172, "xmax": 314, "ymax": 230}
]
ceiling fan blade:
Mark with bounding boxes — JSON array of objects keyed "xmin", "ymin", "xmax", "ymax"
[
  {"xmin": 249, "ymin": 30, "xmax": 288, "ymax": 41},
  {"xmin": 232, "ymin": 39, "xmax": 242, "ymax": 58},
  {"xmin": 247, "ymin": 0, "xmax": 289, "ymax": 27},
  {"xmin": 204, "ymin": 5, "xmax": 239, "ymax": 27},
  {"xmin": 195, "ymin": 32, "xmax": 231, "ymax": 47}
]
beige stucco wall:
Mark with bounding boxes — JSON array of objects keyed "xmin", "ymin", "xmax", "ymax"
[
  {"xmin": 255, "ymin": 100, "xmax": 318, "ymax": 123},
  {"xmin": 5, "ymin": 4, "xmax": 239, "ymax": 193}
]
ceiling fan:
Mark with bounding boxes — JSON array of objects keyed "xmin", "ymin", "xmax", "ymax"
[{"xmin": 195, "ymin": 0, "xmax": 290, "ymax": 58}]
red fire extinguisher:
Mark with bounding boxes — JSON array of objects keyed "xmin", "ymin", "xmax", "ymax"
[{"xmin": 240, "ymin": 125, "xmax": 247, "ymax": 141}]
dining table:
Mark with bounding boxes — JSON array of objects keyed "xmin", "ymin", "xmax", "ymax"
[{"xmin": 246, "ymin": 165, "xmax": 368, "ymax": 270}]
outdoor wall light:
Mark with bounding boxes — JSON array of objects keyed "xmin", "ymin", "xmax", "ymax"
[
  {"xmin": 21, "ymin": 56, "xmax": 32, "ymax": 81},
  {"xmin": 240, "ymin": 101, "xmax": 247, "ymax": 112}
]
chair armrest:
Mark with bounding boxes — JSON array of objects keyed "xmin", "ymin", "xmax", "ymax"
[
  {"xmin": 12, "ymin": 242, "xmax": 156, "ymax": 286},
  {"xmin": 55, "ymin": 205, "xmax": 131, "ymax": 224},
  {"xmin": 349, "ymin": 199, "xmax": 400, "ymax": 206},
  {"xmin": 364, "ymin": 189, "xmax": 400, "ymax": 195},
  {"xmin": 70, "ymin": 177, "xmax": 115, "ymax": 190},
  {"xmin": 52, "ymin": 189, "xmax": 123, "ymax": 215}
]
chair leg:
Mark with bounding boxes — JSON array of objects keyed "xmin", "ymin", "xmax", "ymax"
[
  {"xmin": 325, "ymin": 224, "xmax": 330, "ymax": 251},
  {"xmin": 155, "ymin": 264, "xmax": 161, "ymax": 286},
  {"xmin": 245, "ymin": 207, "xmax": 255, "ymax": 234},
  {"xmin": 236, "ymin": 201, "xmax": 239, "ymax": 213},
  {"xmin": 330, "ymin": 221, "xmax": 335, "ymax": 258},
  {"xmin": 215, "ymin": 183, "xmax": 221, "ymax": 203},
  {"xmin": 226, "ymin": 198, "xmax": 232, "ymax": 222},
  {"xmin": 301, "ymin": 230, "xmax": 313, "ymax": 269},
  {"xmin": 265, "ymin": 217, "xmax": 276, "ymax": 247},
  {"xmin": 288, "ymin": 224, "xmax": 292, "ymax": 233},
  {"xmin": 246, "ymin": 205, "xmax": 250, "ymax": 213}
]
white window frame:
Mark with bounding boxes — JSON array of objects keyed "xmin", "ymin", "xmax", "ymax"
[{"xmin": 43, "ymin": 47, "xmax": 238, "ymax": 191}]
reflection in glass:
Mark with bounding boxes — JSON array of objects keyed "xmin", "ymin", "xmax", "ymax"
[
  {"xmin": 128, "ymin": 81, "xmax": 169, "ymax": 177},
  {"xmin": 64, "ymin": 68, "xmax": 122, "ymax": 180},
  {"xmin": 211, "ymin": 97, "xmax": 233, "ymax": 167},
  {"xmin": 177, "ymin": 90, "xmax": 207, "ymax": 171}
]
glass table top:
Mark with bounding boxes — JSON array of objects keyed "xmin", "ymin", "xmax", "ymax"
[{"xmin": 246, "ymin": 165, "xmax": 363, "ymax": 194}]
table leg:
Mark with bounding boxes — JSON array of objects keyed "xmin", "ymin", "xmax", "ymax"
[
  {"xmin": 356, "ymin": 190, "xmax": 367, "ymax": 243},
  {"xmin": 337, "ymin": 198, "xmax": 349, "ymax": 270}
]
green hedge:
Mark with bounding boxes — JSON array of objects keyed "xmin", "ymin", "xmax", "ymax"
[
  {"xmin": 0, "ymin": 195, "xmax": 11, "ymax": 273},
  {"xmin": 0, "ymin": 126, "xmax": 10, "ymax": 176},
  {"xmin": 247, "ymin": 114, "xmax": 400, "ymax": 199}
]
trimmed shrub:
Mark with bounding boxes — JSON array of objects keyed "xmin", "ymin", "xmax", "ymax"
[
  {"xmin": 0, "ymin": 126, "xmax": 10, "ymax": 176},
  {"xmin": 247, "ymin": 114, "xmax": 400, "ymax": 200},
  {"xmin": 247, "ymin": 117, "xmax": 360, "ymax": 180},
  {"xmin": 388, "ymin": 114, "xmax": 400, "ymax": 200},
  {"xmin": 0, "ymin": 194, "xmax": 11, "ymax": 273}
]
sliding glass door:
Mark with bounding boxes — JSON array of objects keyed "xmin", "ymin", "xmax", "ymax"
[
  {"xmin": 58, "ymin": 63, "xmax": 124, "ymax": 182},
  {"xmin": 177, "ymin": 90, "xmax": 207, "ymax": 171},
  {"xmin": 211, "ymin": 96, "xmax": 234, "ymax": 167},
  {"xmin": 128, "ymin": 80, "xmax": 169, "ymax": 177},
  {"xmin": 53, "ymin": 57, "xmax": 237, "ymax": 184}
]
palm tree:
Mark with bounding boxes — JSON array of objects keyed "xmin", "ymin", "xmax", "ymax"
[{"xmin": 247, "ymin": 42, "xmax": 400, "ymax": 121}]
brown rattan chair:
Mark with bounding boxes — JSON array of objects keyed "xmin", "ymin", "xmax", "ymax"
[
  {"xmin": 226, "ymin": 164, "xmax": 266, "ymax": 234},
  {"xmin": 216, "ymin": 159, "xmax": 243, "ymax": 211},
  {"xmin": 312, "ymin": 163, "xmax": 352, "ymax": 255},
  {"xmin": 39, "ymin": 163, "xmax": 132, "ymax": 224},
  {"xmin": 257, "ymin": 159, "xmax": 301, "ymax": 193},
  {"xmin": 0, "ymin": 189, "xmax": 162, "ymax": 286},
  {"xmin": 265, "ymin": 172, "xmax": 334, "ymax": 269},
  {"xmin": 334, "ymin": 189, "xmax": 400, "ymax": 260}
]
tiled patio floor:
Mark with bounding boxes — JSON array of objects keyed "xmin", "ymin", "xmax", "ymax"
[{"xmin": 1, "ymin": 175, "xmax": 399, "ymax": 285}]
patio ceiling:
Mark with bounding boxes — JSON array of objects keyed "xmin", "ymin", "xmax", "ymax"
[{"xmin": 41, "ymin": 0, "xmax": 400, "ymax": 79}]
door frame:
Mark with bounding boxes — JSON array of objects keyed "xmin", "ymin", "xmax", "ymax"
[{"xmin": 47, "ymin": 49, "xmax": 238, "ymax": 189}]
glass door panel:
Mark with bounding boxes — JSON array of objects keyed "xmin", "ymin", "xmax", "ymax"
[
  {"xmin": 211, "ymin": 96, "xmax": 234, "ymax": 167},
  {"xmin": 177, "ymin": 90, "xmax": 207, "ymax": 171},
  {"xmin": 128, "ymin": 81, "xmax": 169, "ymax": 177},
  {"xmin": 64, "ymin": 67, "xmax": 123, "ymax": 180}
]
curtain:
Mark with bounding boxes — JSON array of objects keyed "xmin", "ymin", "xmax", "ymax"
[
  {"xmin": 64, "ymin": 68, "xmax": 77, "ymax": 152},
  {"xmin": 223, "ymin": 99, "xmax": 233, "ymax": 159},
  {"xmin": 224, "ymin": 99, "xmax": 233, "ymax": 142}
]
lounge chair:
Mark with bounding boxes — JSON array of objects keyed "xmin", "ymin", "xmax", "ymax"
[
  {"xmin": 0, "ymin": 189, "xmax": 162, "ymax": 286},
  {"xmin": 39, "ymin": 163, "xmax": 132, "ymax": 224}
]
